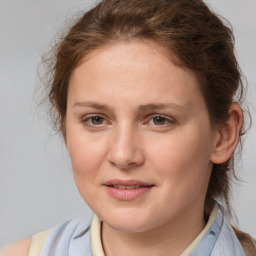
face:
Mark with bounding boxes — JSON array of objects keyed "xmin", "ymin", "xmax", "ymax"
[{"xmin": 66, "ymin": 41, "xmax": 218, "ymax": 233}]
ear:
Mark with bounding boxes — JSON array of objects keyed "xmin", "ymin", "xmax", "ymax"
[
  {"xmin": 210, "ymin": 103, "xmax": 243, "ymax": 164},
  {"xmin": 61, "ymin": 117, "xmax": 67, "ymax": 145}
]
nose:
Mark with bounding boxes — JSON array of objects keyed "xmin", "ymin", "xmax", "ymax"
[{"xmin": 107, "ymin": 123, "xmax": 145, "ymax": 169}]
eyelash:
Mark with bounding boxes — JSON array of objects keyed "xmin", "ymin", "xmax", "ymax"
[
  {"xmin": 81, "ymin": 114, "xmax": 175, "ymax": 128},
  {"xmin": 147, "ymin": 114, "xmax": 175, "ymax": 127},
  {"xmin": 81, "ymin": 114, "xmax": 107, "ymax": 126}
]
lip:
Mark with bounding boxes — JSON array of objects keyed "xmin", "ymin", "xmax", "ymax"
[
  {"xmin": 104, "ymin": 179, "xmax": 153, "ymax": 186},
  {"xmin": 103, "ymin": 179, "xmax": 154, "ymax": 201}
]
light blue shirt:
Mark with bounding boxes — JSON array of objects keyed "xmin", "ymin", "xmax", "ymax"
[{"xmin": 40, "ymin": 205, "xmax": 246, "ymax": 256}]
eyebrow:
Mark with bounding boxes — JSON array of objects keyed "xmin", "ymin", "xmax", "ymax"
[
  {"xmin": 73, "ymin": 101, "xmax": 110, "ymax": 110},
  {"xmin": 138, "ymin": 103, "xmax": 189, "ymax": 112},
  {"xmin": 73, "ymin": 101, "xmax": 189, "ymax": 112}
]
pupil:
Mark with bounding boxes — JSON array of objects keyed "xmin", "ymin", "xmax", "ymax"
[
  {"xmin": 154, "ymin": 117, "xmax": 165, "ymax": 125},
  {"xmin": 92, "ymin": 116, "xmax": 103, "ymax": 125}
]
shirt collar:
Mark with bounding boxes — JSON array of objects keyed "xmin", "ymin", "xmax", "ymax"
[{"xmin": 89, "ymin": 203, "xmax": 220, "ymax": 256}]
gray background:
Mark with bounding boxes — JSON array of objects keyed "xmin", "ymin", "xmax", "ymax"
[{"xmin": 0, "ymin": 0, "xmax": 255, "ymax": 248}]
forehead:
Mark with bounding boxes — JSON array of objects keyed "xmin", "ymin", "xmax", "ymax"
[{"xmin": 68, "ymin": 41, "xmax": 205, "ymax": 112}]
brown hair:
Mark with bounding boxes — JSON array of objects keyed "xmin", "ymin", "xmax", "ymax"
[{"xmin": 43, "ymin": 0, "xmax": 247, "ymax": 216}]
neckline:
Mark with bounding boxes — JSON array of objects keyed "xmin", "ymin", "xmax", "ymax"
[{"xmin": 90, "ymin": 204, "xmax": 219, "ymax": 256}]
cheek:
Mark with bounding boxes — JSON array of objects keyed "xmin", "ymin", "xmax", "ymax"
[
  {"xmin": 66, "ymin": 129, "xmax": 107, "ymax": 188},
  {"xmin": 67, "ymin": 134, "xmax": 105, "ymax": 207},
  {"xmin": 151, "ymin": 129, "xmax": 211, "ymax": 166},
  {"xmin": 148, "ymin": 125, "xmax": 213, "ymax": 193}
]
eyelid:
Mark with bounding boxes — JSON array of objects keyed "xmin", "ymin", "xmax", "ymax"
[
  {"xmin": 146, "ymin": 114, "xmax": 176, "ymax": 125},
  {"xmin": 81, "ymin": 113, "xmax": 109, "ymax": 126},
  {"xmin": 80, "ymin": 113, "xmax": 175, "ymax": 126}
]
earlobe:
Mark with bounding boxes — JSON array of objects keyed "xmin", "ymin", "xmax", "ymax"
[
  {"xmin": 210, "ymin": 103, "xmax": 243, "ymax": 164},
  {"xmin": 61, "ymin": 120, "xmax": 67, "ymax": 144}
]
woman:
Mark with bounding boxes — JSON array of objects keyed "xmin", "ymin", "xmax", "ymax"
[{"xmin": 2, "ymin": 0, "xmax": 255, "ymax": 255}]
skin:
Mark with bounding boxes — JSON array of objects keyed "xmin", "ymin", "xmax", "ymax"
[
  {"xmin": 65, "ymin": 41, "xmax": 242, "ymax": 256},
  {"xmin": 2, "ymin": 41, "xmax": 242, "ymax": 256},
  {"xmin": 1, "ymin": 238, "xmax": 31, "ymax": 256}
]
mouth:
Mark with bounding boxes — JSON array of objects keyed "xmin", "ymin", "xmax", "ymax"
[
  {"xmin": 103, "ymin": 179, "xmax": 154, "ymax": 200},
  {"xmin": 109, "ymin": 184, "xmax": 147, "ymax": 190}
]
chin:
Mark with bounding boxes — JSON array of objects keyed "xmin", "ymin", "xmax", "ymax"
[
  {"xmin": 107, "ymin": 219, "xmax": 152, "ymax": 233},
  {"xmin": 100, "ymin": 209, "xmax": 159, "ymax": 233}
]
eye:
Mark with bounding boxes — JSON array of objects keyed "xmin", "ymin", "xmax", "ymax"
[
  {"xmin": 81, "ymin": 115, "xmax": 107, "ymax": 126},
  {"xmin": 90, "ymin": 116, "xmax": 104, "ymax": 125},
  {"xmin": 152, "ymin": 116, "xmax": 168, "ymax": 125},
  {"xmin": 146, "ymin": 115, "xmax": 175, "ymax": 127}
]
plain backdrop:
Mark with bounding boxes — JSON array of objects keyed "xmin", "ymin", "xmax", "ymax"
[{"xmin": 0, "ymin": 0, "xmax": 255, "ymax": 248}]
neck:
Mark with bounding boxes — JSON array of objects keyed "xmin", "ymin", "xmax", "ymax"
[{"xmin": 101, "ymin": 205, "xmax": 206, "ymax": 256}]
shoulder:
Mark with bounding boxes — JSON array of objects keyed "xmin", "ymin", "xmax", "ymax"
[
  {"xmin": 232, "ymin": 226, "xmax": 256, "ymax": 256},
  {"xmin": 0, "ymin": 219, "xmax": 92, "ymax": 256},
  {"xmin": 1, "ymin": 238, "xmax": 31, "ymax": 256},
  {"xmin": 37, "ymin": 219, "xmax": 92, "ymax": 255}
]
